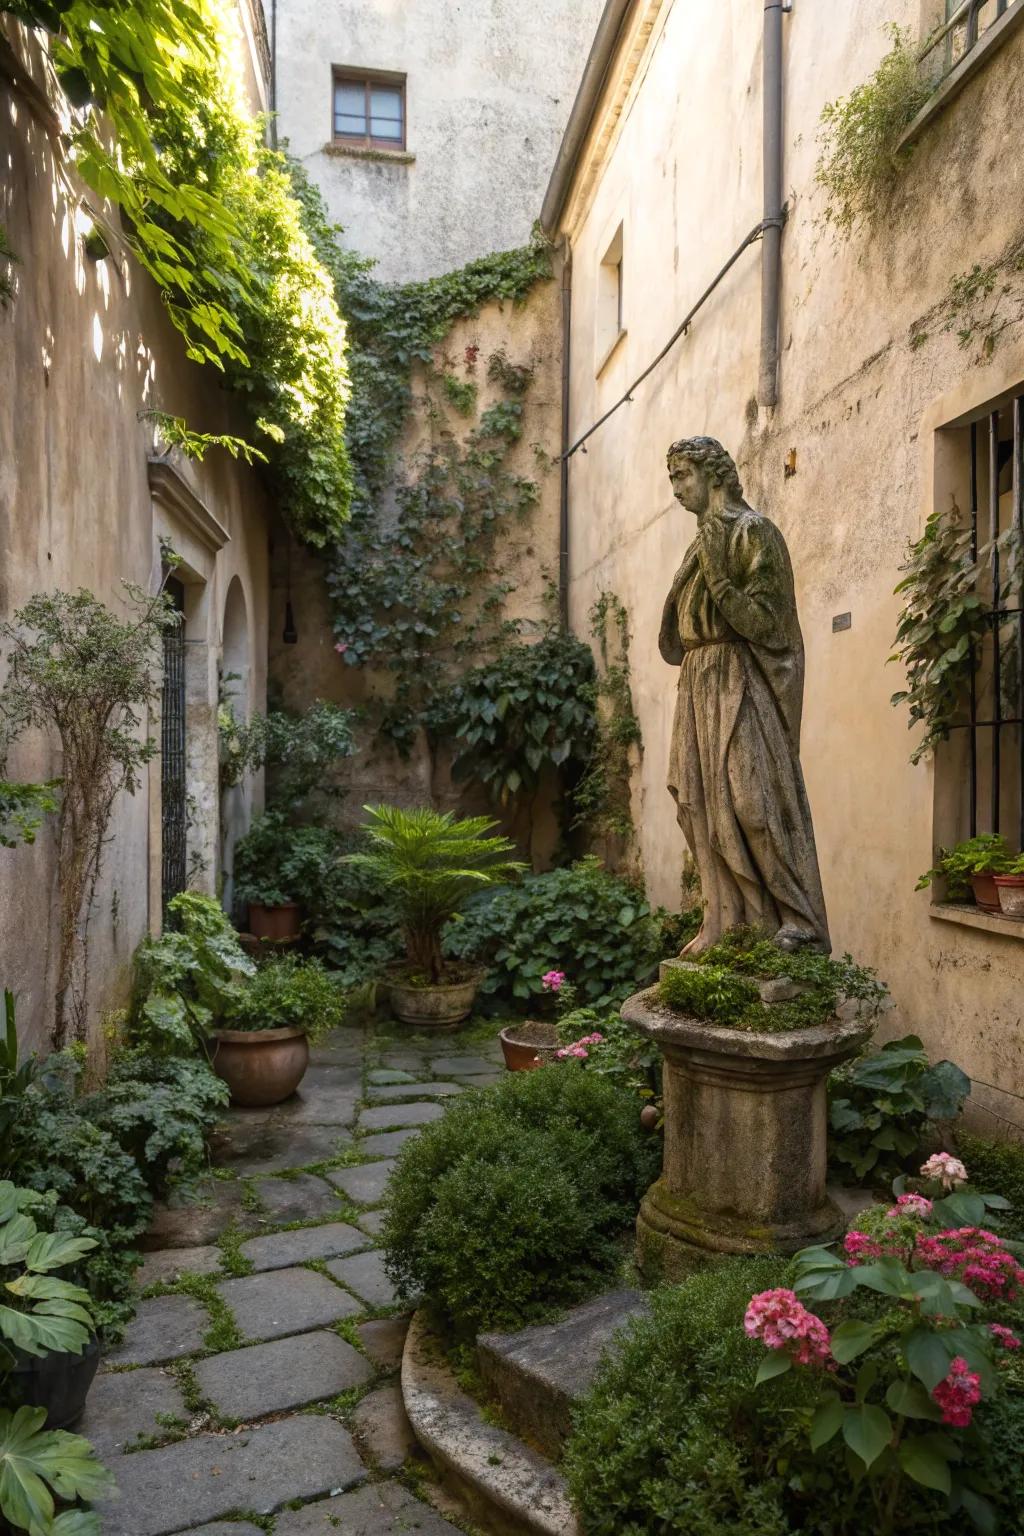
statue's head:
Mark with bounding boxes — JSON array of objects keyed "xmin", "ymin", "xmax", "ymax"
[{"xmin": 666, "ymin": 436, "xmax": 743, "ymax": 515}]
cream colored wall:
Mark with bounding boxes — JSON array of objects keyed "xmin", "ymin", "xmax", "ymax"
[
  {"xmin": 0, "ymin": 21, "xmax": 269, "ymax": 1055},
  {"xmin": 273, "ymin": 0, "xmax": 605, "ymax": 282},
  {"xmin": 561, "ymin": 0, "xmax": 1024, "ymax": 1128},
  {"xmin": 269, "ymin": 272, "xmax": 564, "ymax": 863}
]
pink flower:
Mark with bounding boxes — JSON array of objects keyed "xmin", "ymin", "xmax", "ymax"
[
  {"xmin": 334, "ymin": 641, "xmax": 348, "ymax": 654},
  {"xmin": 844, "ymin": 1230, "xmax": 883, "ymax": 1264},
  {"xmin": 931, "ymin": 1356, "xmax": 982, "ymax": 1427},
  {"xmin": 555, "ymin": 1042, "xmax": 588, "ymax": 1060},
  {"xmin": 744, "ymin": 1288, "xmax": 832, "ymax": 1367},
  {"xmin": 542, "ymin": 970, "xmax": 566, "ymax": 993},
  {"xmin": 584, "ymin": 1032, "xmax": 604, "ymax": 1045},
  {"xmin": 886, "ymin": 1193, "xmax": 933, "ymax": 1220},
  {"xmin": 914, "ymin": 1227, "xmax": 1024, "ymax": 1303},
  {"xmin": 990, "ymin": 1324, "xmax": 1021, "ymax": 1351},
  {"xmin": 920, "ymin": 1153, "xmax": 968, "ymax": 1190}
]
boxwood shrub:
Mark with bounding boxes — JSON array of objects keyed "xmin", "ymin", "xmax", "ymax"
[{"xmin": 381, "ymin": 1065, "xmax": 659, "ymax": 1333}]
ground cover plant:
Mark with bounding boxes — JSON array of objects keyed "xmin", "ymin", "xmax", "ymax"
[
  {"xmin": 381, "ymin": 1064, "xmax": 658, "ymax": 1333},
  {"xmin": 130, "ymin": 891, "xmax": 255, "ymax": 1055},
  {"xmin": 446, "ymin": 856, "xmax": 674, "ymax": 1009},
  {"xmin": 828, "ymin": 1036, "xmax": 972, "ymax": 1185},
  {"xmin": 232, "ymin": 814, "xmax": 345, "ymax": 914},
  {"xmin": 231, "ymin": 954, "xmax": 346, "ymax": 1042}
]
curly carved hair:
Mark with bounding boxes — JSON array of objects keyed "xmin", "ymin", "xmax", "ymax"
[{"xmin": 666, "ymin": 436, "xmax": 744, "ymax": 500}]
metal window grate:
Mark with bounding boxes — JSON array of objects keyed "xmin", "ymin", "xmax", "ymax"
[
  {"xmin": 927, "ymin": 0, "xmax": 1020, "ymax": 76},
  {"xmin": 161, "ymin": 579, "xmax": 187, "ymax": 917},
  {"xmin": 948, "ymin": 397, "xmax": 1024, "ymax": 848}
]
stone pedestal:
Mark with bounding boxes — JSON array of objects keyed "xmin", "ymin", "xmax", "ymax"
[{"xmin": 622, "ymin": 984, "xmax": 872, "ymax": 1281}]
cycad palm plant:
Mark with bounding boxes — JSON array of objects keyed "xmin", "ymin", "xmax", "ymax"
[{"xmin": 345, "ymin": 806, "xmax": 525, "ymax": 983}]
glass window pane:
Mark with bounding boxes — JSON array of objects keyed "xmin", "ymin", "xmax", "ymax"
[
  {"xmin": 370, "ymin": 86, "xmax": 402, "ymax": 140},
  {"xmin": 334, "ymin": 82, "xmax": 366, "ymax": 134}
]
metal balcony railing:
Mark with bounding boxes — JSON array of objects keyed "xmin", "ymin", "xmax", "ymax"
[{"xmin": 918, "ymin": 0, "xmax": 1018, "ymax": 80}]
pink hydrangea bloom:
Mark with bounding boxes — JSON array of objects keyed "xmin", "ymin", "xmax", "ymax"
[
  {"xmin": 888, "ymin": 1192, "xmax": 933, "ymax": 1219},
  {"xmin": 920, "ymin": 1152, "xmax": 968, "ymax": 1190},
  {"xmin": 990, "ymin": 1324, "xmax": 1021, "ymax": 1351},
  {"xmin": 914, "ymin": 1227, "xmax": 1024, "ymax": 1303},
  {"xmin": 844, "ymin": 1230, "xmax": 883, "ymax": 1264},
  {"xmin": 744, "ymin": 1288, "xmax": 831, "ymax": 1366},
  {"xmin": 555, "ymin": 1043, "xmax": 589, "ymax": 1060},
  {"xmin": 542, "ymin": 970, "xmax": 566, "ymax": 992},
  {"xmin": 931, "ymin": 1356, "xmax": 982, "ymax": 1427}
]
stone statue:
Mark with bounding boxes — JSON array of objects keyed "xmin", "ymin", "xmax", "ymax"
[{"xmin": 659, "ymin": 436, "xmax": 830, "ymax": 953}]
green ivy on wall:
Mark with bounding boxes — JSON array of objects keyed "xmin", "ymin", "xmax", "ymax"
[{"xmin": 572, "ymin": 593, "xmax": 642, "ymax": 841}]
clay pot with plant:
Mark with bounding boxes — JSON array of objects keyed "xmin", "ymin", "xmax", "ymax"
[
  {"xmin": 210, "ymin": 954, "xmax": 346, "ymax": 1106},
  {"xmin": 993, "ymin": 855, "xmax": 1024, "ymax": 918},
  {"xmin": 916, "ymin": 833, "xmax": 1017, "ymax": 912},
  {"xmin": 344, "ymin": 805, "xmax": 525, "ymax": 1029},
  {"xmin": 500, "ymin": 969, "xmax": 570, "ymax": 1071}
]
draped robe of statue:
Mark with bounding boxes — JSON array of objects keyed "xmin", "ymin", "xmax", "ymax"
[{"xmin": 660, "ymin": 503, "xmax": 830, "ymax": 949}]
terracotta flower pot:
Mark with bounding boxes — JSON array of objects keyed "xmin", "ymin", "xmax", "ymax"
[
  {"xmin": 499, "ymin": 1020, "xmax": 560, "ymax": 1071},
  {"xmin": 386, "ymin": 970, "xmax": 485, "ymax": 1030},
  {"xmin": 211, "ymin": 1025, "xmax": 309, "ymax": 1106},
  {"xmin": 993, "ymin": 873, "xmax": 1024, "ymax": 918},
  {"xmin": 970, "ymin": 872, "xmax": 1003, "ymax": 912},
  {"xmin": 9, "ymin": 1336, "xmax": 100, "ymax": 1429},
  {"xmin": 248, "ymin": 902, "xmax": 301, "ymax": 941}
]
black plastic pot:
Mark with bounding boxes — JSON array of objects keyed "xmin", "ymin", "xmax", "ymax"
[{"xmin": 9, "ymin": 1335, "xmax": 101, "ymax": 1429}]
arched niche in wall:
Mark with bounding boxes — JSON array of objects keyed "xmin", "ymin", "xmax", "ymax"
[{"xmin": 220, "ymin": 573, "xmax": 255, "ymax": 918}]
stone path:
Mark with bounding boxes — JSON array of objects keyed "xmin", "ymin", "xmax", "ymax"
[{"xmin": 84, "ymin": 1021, "xmax": 505, "ymax": 1535}]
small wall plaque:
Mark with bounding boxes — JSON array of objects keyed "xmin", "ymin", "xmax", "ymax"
[{"xmin": 832, "ymin": 612, "xmax": 852, "ymax": 633}]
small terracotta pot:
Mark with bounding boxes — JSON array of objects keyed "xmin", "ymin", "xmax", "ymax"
[
  {"xmin": 970, "ymin": 872, "xmax": 1002, "ymax": 912},
  {"xmin": 248, "ymin": 902, "xmax": 301, "ymax": 941},
  {"xmin": 387, "ymin": 970, "xmax": 485, "ymax": 1030},
  {"xmin": 211, "ymin": 1025, "xmax": 309, "ymax": 1106},
  {"xmin": 993, "ymin": 873, "xmax": 1024, "ymax": 918},
  {"xmin": 499, "ymin": 1020, "xmax": 560, "ymax": 1071}
]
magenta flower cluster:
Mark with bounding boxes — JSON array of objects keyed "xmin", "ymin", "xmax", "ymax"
[
  {"xmin": 744, "ymin": 1288, "xmax": 832, "ymax": 1367},
  {"xmin": 990, "ymin": 1323, "xmax": 1021, "ymax": 1351},
  {"xmin": 541, "ymin": 970, "xmax": 566, "ymax": 993},
  {"xmin": 888, "ymin": 1192, "xmax": 933, "ymax": 1219},
  {"xmin": 915, "ymin": 1227, "xmax": 1024, "ymax": 1303},
  {"xmin": 931, "ymin": 1356, "xmax": 982, "ymax": 1427},
  {"xmin": 556, "ymin": 1031, "xmax": 604, "ymax": 1061}
]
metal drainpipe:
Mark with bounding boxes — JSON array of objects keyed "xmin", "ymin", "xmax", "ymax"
[
  {"xmin": 558, "ymin": 245, "xmax": 573, "ymax": 629},
  {"xmin": 759, "ymin": 0, "xmax": 786, "ymax": 408},
  {"xmin": 270, "ymin": 0, "xmax": 278, "ymax": 149}
]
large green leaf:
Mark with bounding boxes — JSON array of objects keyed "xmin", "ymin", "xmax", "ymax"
[
  {"xmin": 886, "ymin": 1378, "xmax": 942, "ymax": 1420},
  {"xmin": 920, "ymin": 1059, "xmax": 971, "ymax": 1119},
  {"xmin": 842, "ymin": 1404, "xmax": 893, "ymax": 1470},
  {"xmin": 900, "ymin": 1435, "xmax": 953, "ymax": 1494},
  {"xmin": 0, "ymin": 1213, "xmax": 37, "ymax": 1267},
  {"xmin": 0, "ymin": 1407, "xmax": 109, "ymax": 1534},
  {"xmin": 23, "ymin": 1232, "xmax": 97, "ymax": 1276},
  {"xmin": 809, "ymin": 1394, "xmax": 844, "ymax": 1450},
  {"xmin": 905, "ymin": 1326, "xmax": 955, "ymax": 1390},
  {"xmin": 831, "ymin": 1320, "xmax": 877, "ymax": 1364},
  {"xmin": 0, "ymin": 1305, "xmax": 91, "ymax": 1358}
]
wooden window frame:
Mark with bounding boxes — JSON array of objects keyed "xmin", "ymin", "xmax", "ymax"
[{"xmin": 332, "ymin": 67, "xmax": 406, "ymax": 151}]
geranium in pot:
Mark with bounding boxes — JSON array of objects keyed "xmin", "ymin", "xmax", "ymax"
[
  {"xmin": 916, "ymin": 832, "xmax": 1015, "ymax": 912},
  {"xmin": 211, "ymin": 955, "xmax": 347, "ymax": 1107},
  {"xmin": 993, "ymin": 852, "xmax": 1024, "ymax": 917},
  {"xmin": 0, "ymin": 1180, "xmax": 100, "ymax": 1430},
  {"xmin": 345, "ymin": 805, "xmax": 525, "ymax": 1029}
]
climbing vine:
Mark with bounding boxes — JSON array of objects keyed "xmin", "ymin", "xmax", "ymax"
[
  {"xmin": 1, "ymin": 0, "xmax": 352, "ymax": 545},
  {"xmin": 572, "ymin": 593, "xmax": 642, "ymax": 841}
]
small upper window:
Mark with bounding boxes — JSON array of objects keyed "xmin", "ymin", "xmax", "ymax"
[{"xmin": 333, "ymin": 70, "xmax": 406, "ymax": 150}]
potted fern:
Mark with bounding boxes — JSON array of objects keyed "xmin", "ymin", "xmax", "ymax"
[{"xmin": 345, "ymin": 806, "xmax": 525, "ymax": 1028}]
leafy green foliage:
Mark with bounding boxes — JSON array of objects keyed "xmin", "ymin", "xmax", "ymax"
[
  {"xmin": 555, "ymin": 1006, "xmax": 660, "ymax": 1101},
  {"xmin": 131, "ymin": 892, "xmax": 255, "ymax": 1053},
  {"xmin": 345, "ymin": 806, "xmax": 524, "ymax": 982},
  {"xmin": 815, "ymin": 25, "xmax": 934, "ymax": 238},
  {"xmin": 433, "ymin": 630, "xmax": 598, "ymax": 807},
  {"xmin": 916, "ymin": 835, "xmax": 1015, "ymax": 899},
  {"xmin": 304, "ymin": 832, "xmax": 404, "ymax": 986},
  {"xmin": 381, "ymin": 1066, "xmax": 658, "ymax": 1333},
  {"xmin": 0, "ymin": 781, "xmax": 59, "ymax": 848},
  {"xmin": 446, "ymin": 857, "xmax": 669, "ymax": 1009},
  {"xmin": 0, "ymin": 1405, "xmax": 110, "ymax": 1536},
  {"xmin": 658, "ymin": 965, "xmax": 761, "ymax": 1026},
  {"xmin": 0, "ymin": 992, "xmax": 37, "ymax": 1149},
  {"xmin": 956, "ymin": 1135, "xmax": 1024, "ymax": 1243},
  {"xmin": 0, "ymin": 1182, "xmax": 96, "ymax": 1364},
  {"xmin": 571, "ymin": 593, "xmax": 642, "ymax": 841},
  {"xmin": 144, "ymin": 412, "xmax": 266, "ymax": 466},
  {"xmin": 232, "ymin": 956, "xmax": 346, "ymax": 1042},
  {"xmin": 232, "ymin": 814, "xmax": 343, "ymax": 910},
  {"xmin": 85, "ymin": 1048, "xmax": 227, "ymax": 1196},
  {"xmin": 829, "ymin": 1036, "xmax": 971, "ymax": 1184},
  {"xmin": 565, "ymin": 1258, "xmax": 805, "ymax": 1536},
  {"xmin": 890, "ymin": 500, "xmax": 1021, "ymax": 765},
  {"xmin": 0, "ymin": 585, "xmax": 176, "ymax": 1047}
]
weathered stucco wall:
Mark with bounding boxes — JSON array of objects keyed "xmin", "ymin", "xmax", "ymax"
[
  {"xmin": 0, "ymin": 19, "xmax": 270, "ymax": 1055},
  {"xmin": 274, "ymin": 0, "xmax": 605, "ymax": 282},
  {"xmin": 269, "ymin": 271, "xmax": 564, "ymax": 862},
  {"xmin": 560, "ymin": 0, "xmax": 1024, "ymax": 1127}
]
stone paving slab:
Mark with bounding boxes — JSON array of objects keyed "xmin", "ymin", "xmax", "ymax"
[
  {"xmin": 359, "ymin": 1127, "xmax": 422, "ymax": 1158},
  {"xmin": 367, "ymin": 1068, "xmax": 418, "ymax": 1085},
  {"xmin": 326, "ymin": 1250, "xmax": 398, "ymax": 1309},
  {"xmin": 356, "ymin": 1315, "xmax": 409, "ymax": 1371},
  {"xmin": 137, "ymin": 1245, "xmax": 223, "ymax": 1288},
  {"xmin": 194, "ymin": 1329, "xmax": 372, "ymax": 1420},
  {"xmin": 239, "ymin": 1220, "xmax": 367, "ymax": 1272},
  {"xmin": 252, "ymin": 1172, "xmax": 345, "ymax": 1224},
  {"xmin": 147, "ymin": 1179, "xmax": 256, "ymax": 1248},
  {"xmin": 210, "ymin": 1121, "xmax": 352, "ymax": 1175},
  {"xmin": 80, "ymin": 1366, "xmax": 186, "ymax": 1457},
  {"xmin": 429, "ymin": 1054, "xmax": 499, "ymax": 1076},
  {"xmin": 326, "ymin": 1159, "xmax": 397, "ymax": 1206},
  {"xmin": 104, "ymin": 1294, "xmax": 208, "ymax": 1367},
  {"xmin": 359, "ymin": 1101, "xmax": 444, "ymax": 1132},
  {"xmin": 456, "ymin": 1071, "xmax": 504, "ymax": 1088},
  {"xmin": 350, "ymin": 1381, "xmax": 417, "ymax": 1472},
  {"xmin": 366, "ymin": 1081, "xmax": 464, "ymax": 1102},
  {"xmin": 357, "ymin": 1210, "xmax": 386, "ymax": 1238},
  {"xmin": 273, "ymin": 1481, "xmax": 462, "ymax": 1535},
  {"xmin": 171, "ymin": 1525, "xmax": 264, "ymax": 1536},
  {"xmin": 219, "ymin": 1266, "xmax": 364, "ymax": 1341},
  {"xmin": 97, "ymin": 1413, "xmax": 366, "ymax": 1536},
  {"xmin": 274, "ymin": 1086, "xmax": 360, "ymax": 1126}
]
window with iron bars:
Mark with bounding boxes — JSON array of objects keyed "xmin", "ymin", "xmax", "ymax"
[{"xmin": 936, "ymin": 394, "xmax": 1024, "ymax": 853}]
